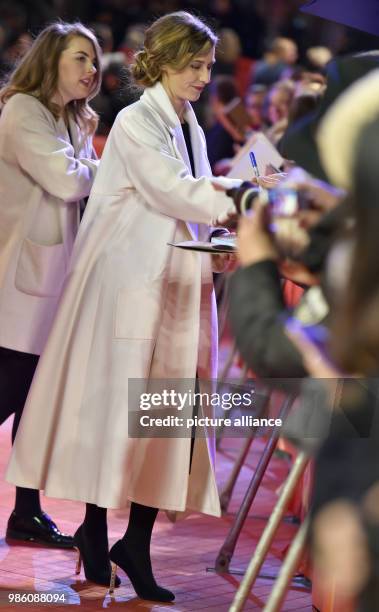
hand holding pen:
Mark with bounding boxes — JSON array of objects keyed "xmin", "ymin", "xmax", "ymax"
[{"xmin": 249, "ymin": 151, "xmax": 286, "ymax": 188}]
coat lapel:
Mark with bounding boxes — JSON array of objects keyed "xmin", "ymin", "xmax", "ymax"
[
  {"xmin": 172, "ymin": 124, "xmax": 192, "ymax": 176},
  {"xmin": 141, "ymin": 83, "xmax": 211, "ymax": 240},
  {"xmin": 183, "ymin": 106, "xmax": 213, "ymax": 240},
  {"xmin": 142, "ymin": 82, "xmax": 193, "ymax": 173},
  {"xmin": 183, "ymin": 104, "xmax": 211, "ymax": 180}
]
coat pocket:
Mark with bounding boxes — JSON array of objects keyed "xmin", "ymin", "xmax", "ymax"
[
  {"xmin": 114, "ymin": 287, "xmax": 160, "ymax": 340},
  {"xmin": 15, "ymin": 238, "xmax": 66, "ymax": 298}
]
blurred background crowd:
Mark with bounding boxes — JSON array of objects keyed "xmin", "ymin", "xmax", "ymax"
[{"xmin": 1, "ymin": 0, "xmax": 379, "ymax": 145}]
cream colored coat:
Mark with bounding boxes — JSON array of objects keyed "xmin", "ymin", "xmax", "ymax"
[
  {"xmin": 7, "ymin": 82, "xmax": 241, "ymax": 516},
  {"xmin": 0, "ymin": 93, "xmax": 98, "ymax": 355}
]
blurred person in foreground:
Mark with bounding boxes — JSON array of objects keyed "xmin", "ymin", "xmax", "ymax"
[
  {"xmin": 227, "ymin": 170, "xmax": 345, "ymax": 379},
  {"xmin": 0, "ymin": 21, "xmax": 101, "ymax": 548},
  {"xmin": 287, "ymin": 115, "xmax": 379, "ymax": 612},
  {"xmin": 229, "ymin": 61, "xmax": 379, "ymax": 605},
  {"xmin": 317, "ymin": 66, "xmax": 379, "ymax": 194},
  {"xmin": 6, "ymin": 12, "xmax": 241, "ymax": 602}
]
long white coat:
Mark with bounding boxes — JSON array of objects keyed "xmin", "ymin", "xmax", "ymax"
[
  {"xmin": 0, "ymin": 93, "xmax": 98, "ymax": 355},
  {"xmin": 7, "ymin": 82, "xmax": 241, "ymax": 516}
]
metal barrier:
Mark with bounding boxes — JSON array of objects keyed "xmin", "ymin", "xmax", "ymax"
[{"xmin": 229, "ymin": 451, "xmax": 309, "ymax": 611}]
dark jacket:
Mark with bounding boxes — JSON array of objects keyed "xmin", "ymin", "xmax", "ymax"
[{"xmin": 228, "ymin": 259, "xmax": 306, "ymax": 378}]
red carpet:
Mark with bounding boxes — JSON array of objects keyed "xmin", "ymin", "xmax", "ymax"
[{"xmin": 0, "ymin": 415, "xmax": 311, "ymax": 611}]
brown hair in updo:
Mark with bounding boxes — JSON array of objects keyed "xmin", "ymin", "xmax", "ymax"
[{"xmin": 132, "ymin": 11, "xmax": 217, "ymax": 88}]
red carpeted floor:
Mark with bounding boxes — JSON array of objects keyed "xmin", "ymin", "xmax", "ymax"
[{"xmin": 0, "ymin": 411, "xmax": 312, "ymax": 611}]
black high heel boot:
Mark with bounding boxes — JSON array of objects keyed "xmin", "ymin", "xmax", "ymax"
[
  {"xmin": 74, "ymin": 525, "xmax": 121, "ymax": 587},
  {"xmin": 109, "ymin": 539, "xmax": 174, "ymax": 601}
]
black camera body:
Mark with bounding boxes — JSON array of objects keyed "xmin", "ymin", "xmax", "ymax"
[{"xmin": 226, "ymin": 181, "xmax": 260, "ymax": 215}]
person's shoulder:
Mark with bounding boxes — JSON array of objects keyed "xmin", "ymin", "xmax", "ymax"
[
  {"xmin": 113, "ymin": 99, "xmax": 165, "ymax": 142},
  {"xmin": 4, "ymin": 93, "xmax": 45, "ymax": 111},
  {"xmin": 116, "ymin": 98, "xmax": 160, "ymax": 126},
  {"xmin": 2, "ymin": 93, "xmax": 51, "ymax": 123},
  {"xmin": 114, "ymin": 100, "xmax": 140, "ymax": 123}
]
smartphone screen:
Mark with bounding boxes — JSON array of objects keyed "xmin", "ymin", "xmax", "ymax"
[{"xmin": 268, "ymin": 188, "xmax": 298, "ymax": 216}]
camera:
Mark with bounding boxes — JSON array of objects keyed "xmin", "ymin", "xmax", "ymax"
[
  {"xmin": 263, "ymin": 187, "xmax": 309, "ymax": 217},
  {"xmin": 266, "ymin": 188, "xmax": 298, "ymax": 216},
  {"xmin": 226, "ymin": 182, "xmax": 310, "ymax": 259},
  {"xmin": 264, "ymin": 188, "xmax": 310, "ymax": 258},
  {"xmin": 226, "ymin": 181, "xmax": 260, "ymax": 215},
  {"xmin": 226, "ymin": 183, "xmax": 308, "ymax": 217}
]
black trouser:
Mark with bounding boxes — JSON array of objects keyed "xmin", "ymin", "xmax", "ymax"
[
  {"xmin": 0, "ymin": 346, "xmax": 42, "ymax": 515},
  {"xmin": 0, "ymin": 346, "xmax": 39, "ymax": 442}
]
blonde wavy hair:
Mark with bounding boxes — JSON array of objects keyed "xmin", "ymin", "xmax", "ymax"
[
  {"xmin": 0, "ymin": 22, "xmax": 102, "ymax": 135},
  {"xmin": 132, "ymin": 12, "xmax": 217, "ymax": 88}
]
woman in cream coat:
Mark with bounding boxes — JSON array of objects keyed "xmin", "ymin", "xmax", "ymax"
[
  {"xmin": 7, "ymin": 12, "xmax": 241, "ymax": 602},
  {"xmin": 0, "ymin": 23, "xmax": 101, "ymax": 548}
]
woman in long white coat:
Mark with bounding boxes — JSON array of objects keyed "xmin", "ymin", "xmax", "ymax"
[
  {"xmin": 0, "ymin": 22, "xmax": 101, "ymax": 549},
  {"xmin": 7, "ymin": 12, "xmax": 241, "ymax": 602}
]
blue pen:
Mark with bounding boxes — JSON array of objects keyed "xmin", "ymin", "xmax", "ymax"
[{"xmin": 249, "ymin": 151, "xmax": 260, "ymax": 181}]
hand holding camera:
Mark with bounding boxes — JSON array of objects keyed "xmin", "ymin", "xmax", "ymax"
[
  {"xmin": 227, "ymin": 167, "xmax": 345, "ymax": 265},
  {"xmin": 227, "ymin": 180, "xmax": 309, "ymax": 261},
  {"xmin": 236, "ymin": 199, "xmax": 279, "ymax": 267}
]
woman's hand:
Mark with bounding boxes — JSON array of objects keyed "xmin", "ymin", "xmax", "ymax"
[
  {"xmin": 258, "ymin": 172, "xmax": 287, "ymax": 189},
  {"xmin": 247, "ymin": 173, "xmax": 287, "ymax": 189},
  {"xmin": 236, "ymin": 201, "xmax": 278, "ymax": 267}
]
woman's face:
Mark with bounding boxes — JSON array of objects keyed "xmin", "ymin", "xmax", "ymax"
[
  {"xmin": 55, "ymin": 36, "xmax": 98, "ymax": 106},
  {"xmin": 162, "ymin": 46, "xmax": 215, "ymax": 110}
]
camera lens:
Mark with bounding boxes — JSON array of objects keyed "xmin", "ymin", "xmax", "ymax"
[{"xmin": 226, "ymin": 181, "xmax": 260, "ymax": 215}]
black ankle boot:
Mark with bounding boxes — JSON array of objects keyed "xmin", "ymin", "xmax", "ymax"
[
  {"xmin": 74, "ymin": 525, "xmax": 121, "ymax": 587},
  {"xmin": 109, "ymin": 539, "xmax": 175, "ymax": 602}
]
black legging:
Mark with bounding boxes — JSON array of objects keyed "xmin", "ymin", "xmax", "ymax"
[
  {"xmin": 0, "ymin": 346, "xmax": 39, "ymax": 440},
  {"xmin": 0, "ymin": 345, "xmax": 41, "ymax": 515}
]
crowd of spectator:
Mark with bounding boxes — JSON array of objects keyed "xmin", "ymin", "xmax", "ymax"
[{"xmin": 1, "ymin": 0, "xmax": 378, "ymax": 140}]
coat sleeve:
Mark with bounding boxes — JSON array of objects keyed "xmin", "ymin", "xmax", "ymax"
[
  {"xmin": 228, "ymin": 260, "xmax": 307, "ymax": 378},
  {"xmin": 7, "ymin": 97, "xmax": 98, "ymax": 202},
  {"xmin": 117, "ymin": 111, "xmax": 236, "ymax": 225}
]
